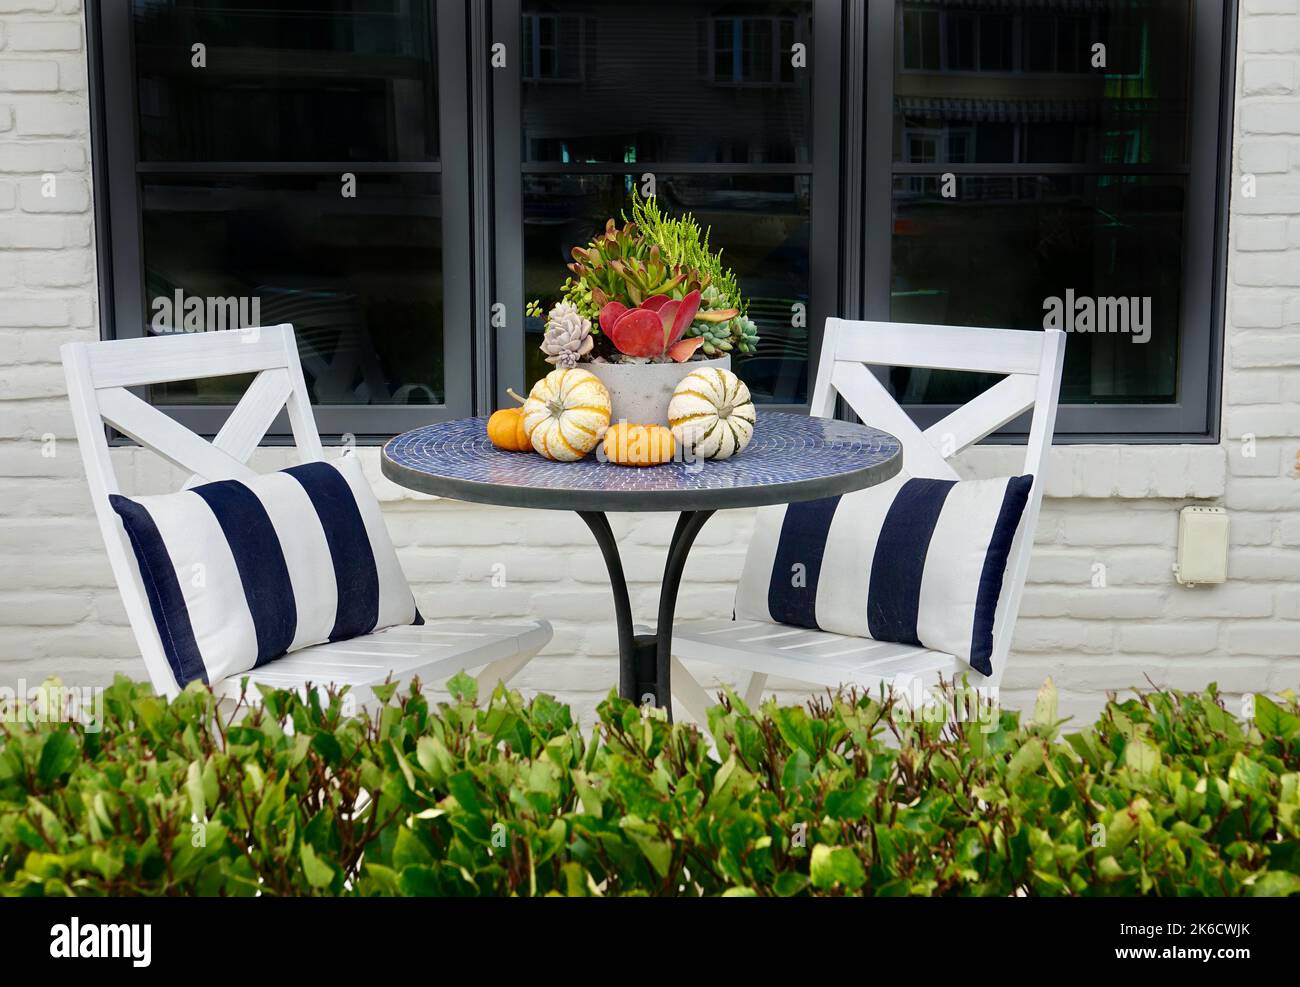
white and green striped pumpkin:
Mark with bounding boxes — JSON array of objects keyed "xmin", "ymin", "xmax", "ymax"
[{"xmin": 668, "ymin": 367, "xmax": 756, "ymax": 460}]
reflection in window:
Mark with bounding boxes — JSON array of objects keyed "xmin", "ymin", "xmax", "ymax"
[
  {"xmin": 711, "ymin": 16, "xmax": 798, "ymax": 86},
  {"xmin": 133, "ymin": 0, "xmax": 438, "ymax": 163},
  {"xmin": 143, "ymin": 175, "xmax": 445, "ymax": 407},
  {"xmin": 891, "ymin": 1, "xmax": 1193, "ymax": 407},
  {"xmin": 522, "ymin": 13, "xmax": 584, "ymax": 82},
  {"xmin": 521, "ymin": 0, "xmax": 812, "ymax": 164},
  {"xmin": 130, "ymin": 0, "xmax": 447, "ymax": 410}
]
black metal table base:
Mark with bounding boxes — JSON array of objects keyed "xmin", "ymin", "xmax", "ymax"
[{"xmin": 577, "ymin": 510, "xmax": 716, "ymax": 720}]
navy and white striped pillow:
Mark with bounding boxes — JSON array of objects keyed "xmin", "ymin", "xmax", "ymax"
[
  {"xmin": 734, "ymin": 474, "xmax": 1033, "ymax": 676},
  {"xmin": 109, "ymin": 456, "xmax": 421, "ymax": 689}
]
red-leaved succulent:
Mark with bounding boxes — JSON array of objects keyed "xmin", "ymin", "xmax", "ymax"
[{"xmin": 600, "ymin": 289, "xmax": 705, "ymax": 362}]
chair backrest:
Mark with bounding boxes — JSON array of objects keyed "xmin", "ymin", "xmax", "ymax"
[
  {"xmin": 61, "ymin": 325, "xmax": 322, "ymax": 697},
  {"xmin": 809, "ymin": 318, "xmax": 1066, "ymax": 684}
]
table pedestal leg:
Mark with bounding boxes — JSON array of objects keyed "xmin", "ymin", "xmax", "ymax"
[{"xmin": 577, "ymin": 509, "xmax": 716, "ymax": 720}]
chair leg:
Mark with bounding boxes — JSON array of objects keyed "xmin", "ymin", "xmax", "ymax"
[
  {"xmin": 474, "ymin": 648, "xmax": 536, "ymax": 693},
  {"xmin": 742, "ymin": 672, "xmax": 768, "ymax": 709},
  {"xmin": 669, "ymin": 656, "xmax": 715, "ymax": 725}
]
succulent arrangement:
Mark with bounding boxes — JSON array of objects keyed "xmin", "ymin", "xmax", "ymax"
[
  {"xmin": 540, "ymin": 192, "xmax": 760, "ymax": 365},
  {"xmin": 518, "ymin": 193, "xmax": 759, "ymax": 461}
]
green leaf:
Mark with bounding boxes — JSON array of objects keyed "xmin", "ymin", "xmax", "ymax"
[
  {"xmin": 1249, "ymin": 871, "xmax": 1300, "ymax": 897},
  {"xmin": 1031, "ymin": 677, "xmax": 1058, "ymax": 731},
  {"xmin": 185, "ymin": 760, "xmax": 206, "ymax": 820},
  {"xmin": 447, "ymin": 671, "xmax": 478, "ymax": 703},
  {"xmin": 622, "ymin": 818, "xmax": 672, "ymax": 878},
  {"xmin": 772, "ymin": 707, "xmax": 817, "ymax": 756},
  {"xmin": 370, "ymin": 681, "xmax": 399, "ymax": 706},
  {"xmin": 810, "ymin": 845, "xmax": 866, "ymax": 893},
  {"xmin": 311, "ymin": 730, "xmax": 343, "ymax": 766},
  {"xmin": 773, "ymin": 872, "xmax": 810, "ymax": 897},
  {"xmin": 1124, "ymin": 737, "xmax": 1160, "ymax": 775},
  {"xmin": 825, "ymin": 780, "xmax": 872, "ymax": 821},
  {"xmin": 1255, "ymin": 695, "xmax": 1300, "ymax": 740},
  {"xmin": 36, "ymin": 731, "xmax": 77, "ymax": 786},
  {"xmin": 300, "ymin": 843, "xmax": 335, "ymax": 890},
  {"xmin": 1007, "ymin": 738, "xmax": 1045, "ymax": 785},
  {"xmin": 393, "ymin": 827, "xmax": 434, "ymax": 870},
  {"xmin": 398, "ymin": 865, "xmax": 441, "ymax": 896}
]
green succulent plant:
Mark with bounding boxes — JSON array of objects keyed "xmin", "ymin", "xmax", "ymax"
[
  {"xmin": 732, "ymin": 316, "xmax": 759, "ymax": 355},
  {"xmin": 567, "ymin": 219, "xmax": 684, "ymax": 309},
  {"xmin": 627, "ymin": 191, "xmax": 745, "ymax": 317},
  {"xmin": 692, "ymin": 322, "xmax": 734, "ymax": 357}
]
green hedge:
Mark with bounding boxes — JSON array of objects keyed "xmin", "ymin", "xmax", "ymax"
[{"xmin": 2, "ymin": 674, "xmax": 1299, "ymax": 896}]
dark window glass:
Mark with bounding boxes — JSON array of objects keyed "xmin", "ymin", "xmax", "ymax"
[
  {"xmin": 522, "ymin": 173, "xmax": 811, "ymax": 404},
  {"xmin": 896, "ymin": 3, "xmax": 1190, "ymax": 165},
  {"xmin": 891, "ymin": 1, "xmax": 1194, "ymax": 411},
  {"xmin": 521, "ymin": 0, "xmax": 812, "ymax": 164},
  {"xmin": 143, "ymin": 174, "xmax": 444, "ymax": 406},
  {"xmin": 901, "ymin": 7, "xmax": 941, "ymax": 71},
  {"xmin": 133, "ymin": 0, "xmax": 438, "ymax": 162},
  {"xmin": 123, "ymin": 1, "xmax": 451, "ymax": 417},
  {"xmin": 946, "ymin": 12, "xmax": 975, "ymax": 71},
  {"xmin": 979, "ymin": 14, "xmax": 1014, "ymax": 71},
  {"xmin": 523, "ymin": 13, "xmax": 583, "ymax": 81},
  {"xmin": 1023, "ymin": 16, "xmax": 1055, "ymax": 72},
  {"xmin": 891, "ymin": 174, "xmax": 1183, "ymax": 405}
]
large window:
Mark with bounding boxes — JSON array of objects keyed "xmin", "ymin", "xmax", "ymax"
[
  {"xmin": 865, "ymin": 0, "xmax": 1231, "ymax": 440},
  {"xmin": 94, "ymin": 0, "xmax": 472, "ymax": 438},
  {"xmin": 90, "ymin": 0, "xmax": 1232, "ymax": 442}
]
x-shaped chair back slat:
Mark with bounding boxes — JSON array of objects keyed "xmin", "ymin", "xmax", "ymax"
[{"xmin": 60, "ymin": 324, "xmax": 322, "ymax": 696}]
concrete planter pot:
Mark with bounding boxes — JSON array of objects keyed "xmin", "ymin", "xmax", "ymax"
[{"xmin": 586, "ymin": 354, "xmax": 731, "ymax": 426}]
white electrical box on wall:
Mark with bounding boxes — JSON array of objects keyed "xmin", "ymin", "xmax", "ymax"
[{"xmin": 1173, "ymin": 506, "xmax": 1229, "ymax": 587}]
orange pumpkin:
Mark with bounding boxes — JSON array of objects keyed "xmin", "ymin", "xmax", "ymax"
[
  {"xmin": 486, "ymin": 390, "xmax": 531, "ymax": 451},
  {"xmin": 602, "ymin": 422, "xmax": 675, "ymax": 467}
]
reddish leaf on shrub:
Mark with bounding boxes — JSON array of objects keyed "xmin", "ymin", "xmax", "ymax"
[{"xmin": 640, "ymin": 295, "xmax": 671, "ymax": 312}]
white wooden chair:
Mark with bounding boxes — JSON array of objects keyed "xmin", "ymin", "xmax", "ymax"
[
  {"xmin": 62, "ymin": 324, "xmax": 551, "ymax": 704},
  {"xmin": 669, "ymin": 318, "xmax": 1066, "ymax": 721}
]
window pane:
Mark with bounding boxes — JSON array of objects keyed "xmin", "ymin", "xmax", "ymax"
[
  {"xmin": 142, "ymin": 174, "xmax": 444, "ymax": 406},
  {"xmin": 132, "ymin": 0, "xmax": 438, "ymax": 162},
  {"xmin": 894, "ymin": 1, "xmax": 1191, "ymax": 165},
  {"xmin": 522, "ymin": 174, "xmax": 810, "ymax": 403},
  {"xmin": 890, "ymin": 174, "xmax": 1184, "ymax": 404},
  {"xmin": 521, "ymin": 0, "xmax": 813, "ymax": 164}
]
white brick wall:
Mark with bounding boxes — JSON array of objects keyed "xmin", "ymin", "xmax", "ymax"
[{"xmin": 1, "ymin": 3, "xmax": 1296, "ymax": 727}]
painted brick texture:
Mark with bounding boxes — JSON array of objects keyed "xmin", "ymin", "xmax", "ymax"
[{"xmin": 0, "ymin": 4, "xmax": 1296, "ymax": 727}]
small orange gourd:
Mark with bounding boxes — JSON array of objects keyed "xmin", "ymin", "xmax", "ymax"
[
  {"xmin": 486, "ymin": 389, "xmax": 531, "ymax": 452},
  {"xmin": 602, "ymin": 422, "xmax": 675, "ymax": 467}
]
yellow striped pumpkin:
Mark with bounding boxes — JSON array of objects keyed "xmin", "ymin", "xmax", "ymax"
[
  {"xmin": 522, "ymin": 368, "xmax": 611, "ymax": 461},
  {"xmin": 668, "ymin": 367, "xmax": 755, "ymax": 460}
]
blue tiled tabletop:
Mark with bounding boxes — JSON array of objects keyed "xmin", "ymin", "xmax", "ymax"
[{"xmin": 381, "ymin": 412, "xmax": 902, "ymax": 512}]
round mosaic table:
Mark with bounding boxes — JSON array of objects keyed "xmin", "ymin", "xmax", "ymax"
[{"xmin": 382, "ymin": 412, "xmax": 902, "ymax": 716}]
